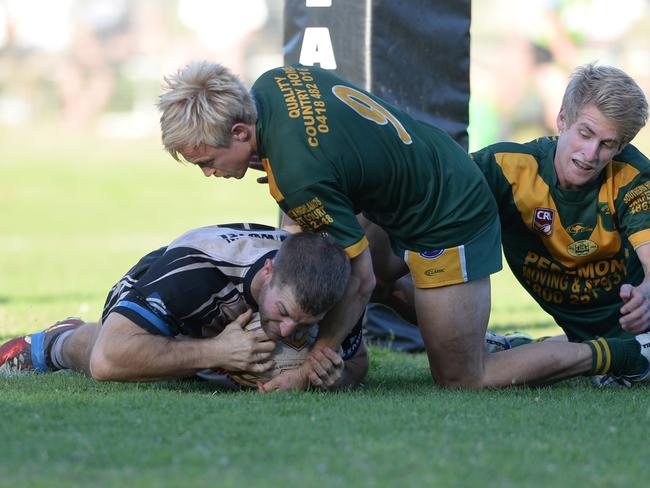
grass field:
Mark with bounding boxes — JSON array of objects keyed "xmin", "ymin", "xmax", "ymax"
[{"xmin": 1, "ymin": 126, "xmax": 647, "ymax": 487}]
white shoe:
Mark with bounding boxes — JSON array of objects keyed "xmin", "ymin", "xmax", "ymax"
[
  {"xmin": 591, "ymin": 374, "xmax": 632, "ymax": 388},
  {"xmin": 485, "ymin": 331, "xmax": 510, "ymax": 353},
  {"xmin": 484, "ymin": 331, "xmax": 535, "ymax": 353},
  {"xmin": 635, "ymin": 332, "xmax": 650, "ymax": 362}
]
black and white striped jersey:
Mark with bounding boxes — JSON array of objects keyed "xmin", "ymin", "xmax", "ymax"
[{"xmin": 101, "ymin": 223, "xmax": 287, "ymax": 337}]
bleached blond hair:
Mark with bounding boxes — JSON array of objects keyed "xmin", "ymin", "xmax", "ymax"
[
  {"xmin": 158, "ymin": 61, "xmax": 257, "ymax": 161},
  {"xmin": 561, "ymin": 63, "xmax": 648, "ymax": 148}
]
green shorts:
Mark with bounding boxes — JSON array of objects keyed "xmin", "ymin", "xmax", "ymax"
[{"xmin": 400, "ymin": 217, "xmax": 503, "ymax": 288}]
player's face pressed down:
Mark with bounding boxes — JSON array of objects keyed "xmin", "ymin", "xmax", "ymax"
[
  {"xmin": 554, "ymin": 104, "xmax": 621, "ymax": 190},
  {"xmin": 257, "ymin": 283, "xmax": 323, "ymax": 340},
  {"xmin": 181, "ymin": 142, "xmax": 253, "ymax": 180}
]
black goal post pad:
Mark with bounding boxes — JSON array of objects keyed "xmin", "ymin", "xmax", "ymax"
[{"xmin": 283, "ymin": 0, "xmax": 471, "ymax": 149}]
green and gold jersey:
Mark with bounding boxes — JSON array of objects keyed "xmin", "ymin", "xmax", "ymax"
[
  {"xmin": 472, "ymin": 137, "xmax": 650, "ymax": 340},
  {"xmin": 252, "ymin": 65, "xmax": 497, "ymax": 258}
]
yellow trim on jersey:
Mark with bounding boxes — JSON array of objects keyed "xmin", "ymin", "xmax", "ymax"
[
  {"xmin": 262, "ymin": 158, "xmax": 285, "ymax": 202},
  {"xmin": 628, "ymin": 229, "xmax": 650, "ymax": 249},
  {"xmin": 495, "ymin": 153, "xmax": 622, "ymax": 267},
  {"xmin": 599, "ymin": 161, "xmax": 639, "ymax": 215},
  {"xmin": 345, "ymin": 236, "xmax": 369, "ymax": 259}
]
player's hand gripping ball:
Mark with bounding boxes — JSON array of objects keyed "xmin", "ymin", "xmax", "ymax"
[{"xmin": 197, "ymin": 313, "xmax": 317, "ymax": 389}]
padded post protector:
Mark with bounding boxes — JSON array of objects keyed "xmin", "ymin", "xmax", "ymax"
[{"xmin": 283, "ymin": 0, "xmax": 471, "ymax": 149}]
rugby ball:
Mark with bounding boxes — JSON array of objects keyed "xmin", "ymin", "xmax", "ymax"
[{"xmin": 197, "ymin": 313, "xmax": 317, "ymax": 389}]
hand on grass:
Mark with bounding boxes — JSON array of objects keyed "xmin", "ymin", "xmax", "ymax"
[{"xmin": 257, "ymin": 366, "xmax": 309, "ymax": 392}]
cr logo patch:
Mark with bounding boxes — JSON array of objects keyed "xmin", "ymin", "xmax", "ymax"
[{"xmin": 533, "ymin": 207, "xmax": 554, "ymax": 236}]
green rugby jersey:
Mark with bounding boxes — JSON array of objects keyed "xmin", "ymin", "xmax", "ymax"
[
  {"xmin": 472, "ymin": 137, "xmax": 650, "ymax": 340},
  {"xmin": 252, "ymin": 65, "xmax": 497, "ymax": 258}
]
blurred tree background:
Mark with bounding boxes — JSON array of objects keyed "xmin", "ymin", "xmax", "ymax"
[
  {"xmin": 470, "ymin": 0, "xmax": 650, "ymax": 152},
  {"xmin": 0, "ymin": 0, "xmax": 647, "ymax": 149}
]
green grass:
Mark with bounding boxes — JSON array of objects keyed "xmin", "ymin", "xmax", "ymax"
[
  {"xmin": 1, "ymin": 126, "xmax": 644, "ymax": 487},
  {"xmin": 1, "ymin": 357, "xmax": 648, "ymax": 487}
]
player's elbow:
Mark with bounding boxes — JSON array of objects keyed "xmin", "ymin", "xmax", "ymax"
[
  {"xmin": 332, "ymin": 343, "xmax": 369, "ymax": 390},
  {"xmin": 348, "ymin": 266, "xmax": 376, "ymax": 304},
  {"xmin": 347, "ymin": 343, "xmax": 370, "ymax": 388},
  {"xmin": 359, "ymin": 272, "xmax": 376, "ymax": 302},
  {"xmin": 89, "ymin": 313, "xmax": 142, "ymax": 381},
  {"xmin": 89, "ymin": 347, "xmax": 115, "ymax": 381},
  {"xmin": 89, "ymin": 342, "xmax": 127, "ymax": 381},
  {"xmin": 349, "ymin": 249, "xmax": 376, "ymax": 303}
]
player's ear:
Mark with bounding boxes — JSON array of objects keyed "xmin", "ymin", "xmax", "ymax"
[
  {"xmin": 557, "ymin": 110, "xmax": 567, "ymax": 134},
  {"xmin": 231, "ymin": 123, "xmax": 252, "ymax": 142},
  {"xmin": 261, "ymin": 258, "xmax": 274, "ymax": 280}
]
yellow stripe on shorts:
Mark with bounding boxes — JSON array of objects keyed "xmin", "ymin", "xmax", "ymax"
[{"xmin": 404, "ymin": 245, "xmax": 467, "ymax": 289}]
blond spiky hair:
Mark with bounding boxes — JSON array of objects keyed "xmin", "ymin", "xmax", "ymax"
[{"xmin": 158, "ymin": 61, "xmax": 257, "ymax": 161}]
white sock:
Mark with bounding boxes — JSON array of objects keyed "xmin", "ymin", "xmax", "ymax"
[{"xmin": 49, "ymin": 329, "xmax": 75, "ymax": 370}]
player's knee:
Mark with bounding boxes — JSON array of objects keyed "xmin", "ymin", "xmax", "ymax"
[
  {"xmin": 369, "ymin": 278, "xmax": 392, "ymax": 303},
  {"xmin": 430, "ymin": 368, "xmax": 487, "ymax": 390},
  {"xmin": 351, "ymin": 343, "xmax": 370, "ymax": 381}
]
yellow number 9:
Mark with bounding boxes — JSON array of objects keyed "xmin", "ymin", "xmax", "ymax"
[{"xmin": 332, "ymin": 85, "xmax": 412, "ymax": 145}]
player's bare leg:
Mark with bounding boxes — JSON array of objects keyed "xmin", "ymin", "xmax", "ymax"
[
  {"xmin": 59, "ymin": 322, "xmax": 100, "ymax": 376},
  {"xmin": 1, "ymin": 318, "xmax": 98, "ymax": 375},
  {"xmin": 358, "ymin": 215, "xmax": 409, "ymax": 297},
  {"xmin": 414, "ymin": 278, "xmax": 490, "ymax": 388},
  {"xmin": 415, "ymin": 278, "xmax": 594, "ymax": 388},
  {"xmin": 482, "ymin": 340, "xmax": 592, "ymax": 386},
  {"xmin": 382, "ymin": 275, "xmax": 418, "ymax": 325}
]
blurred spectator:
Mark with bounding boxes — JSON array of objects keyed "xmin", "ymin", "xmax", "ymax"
[
  {"xmin": 176, "ymin": 0, "xmax": 267, "ymax": 75},
  {"xmin": 0, "ymin": 0, "xmax": 646, "ymax": 151},
  {"xmin": 0, "ymin": 2, "xmax": 8, "ymax": 50},
  {"xmin": 0, "ymin": 0, "xmax": 74, "ymax": 125},
  {"xmin": 469, "ymin": 0, "xmax": 649, "ymax": 151},
  {"xmin": 56, "ymin": 0, "xmax": 133, "ymax": 129}
]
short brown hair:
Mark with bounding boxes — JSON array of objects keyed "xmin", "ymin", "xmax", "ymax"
[{"xmin": 271, "ymin": 232, "xmax": 351, "ymax": 316}]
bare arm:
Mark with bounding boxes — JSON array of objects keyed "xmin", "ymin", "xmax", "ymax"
[
  {"xmin": 620, "ymin": 242, "xmax": 650, "ymax": 333},
  {"xmin": 89, "ymin": 310, "xmax": 276, "ymax": 382},
  {"xmin": 312, "ymin": 247, "xmax": 376, "ymax": 350}
]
